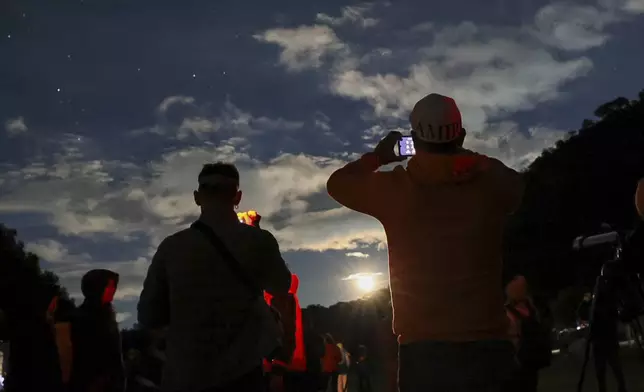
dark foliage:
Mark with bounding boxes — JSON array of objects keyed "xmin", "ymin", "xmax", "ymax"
[
  {"xmin": 505, "ymin": 90, "xmax": 644, "ymax": 294},
  {"xmin": 0, "ymin": 224, "xmax": 75, "ymax": 339}
]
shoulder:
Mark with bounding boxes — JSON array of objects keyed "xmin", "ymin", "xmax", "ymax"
[{"xmin": 155, "ymin": 227, "xmax": 198, "ymax": 251}]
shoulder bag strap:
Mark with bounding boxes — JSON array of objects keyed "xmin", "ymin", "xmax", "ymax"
[{"xmin": 191, "ymin": 220, "xmax": 261, "ymax": 296}]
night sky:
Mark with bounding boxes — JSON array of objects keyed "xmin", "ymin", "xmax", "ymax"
[{"xmin": 1, "ymin": 0, "xmax": 643, "ymax": 326}]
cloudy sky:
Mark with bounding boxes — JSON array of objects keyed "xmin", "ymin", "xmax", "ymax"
[{"xmin": 1, "ymin": 0, "xmax": 643, "ymax": 326}]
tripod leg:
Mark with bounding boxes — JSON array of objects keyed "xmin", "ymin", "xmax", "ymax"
[
  {"xmin": 577, "ymin": 338, "xmax": 592, "ymax": 392},
  {"xmin": 593, "ymin": 344, "xmax": 609, "ymax": 392},
  {"xmin": 606, "ymin": 342, "xmax": 628, "ymax": 392}
]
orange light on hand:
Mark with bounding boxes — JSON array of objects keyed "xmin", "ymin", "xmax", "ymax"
[{"xmin": 237, "ymin": 210, "xmax": 261, "ymax": 226}]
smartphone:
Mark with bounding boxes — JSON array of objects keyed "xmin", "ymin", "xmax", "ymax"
[{"xmin": 397, "ymin": 136, "xmax": 416, "ymax": 157}]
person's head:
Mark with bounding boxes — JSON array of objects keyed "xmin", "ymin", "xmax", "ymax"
[
  {"xmin": 80, "ymin": 269, "xmax": 120, "ymax": 307},
  {"xmin": 409, "ymin": 93, "xmax": 465, "ymax": 155},
  {"xmin": 505, "ymin": 275, "xmax": 529, "ymax": 302},
  {"xmin": 194, "ymin": 162, "xmax": 242, "ymax": 211}
]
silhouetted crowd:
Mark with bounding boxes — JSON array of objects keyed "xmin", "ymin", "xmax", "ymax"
[{"xmin": 1, "ymin": 94, "xmax": 643, "ymax": 392}]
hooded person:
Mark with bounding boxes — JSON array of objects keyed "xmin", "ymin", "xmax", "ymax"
[
  {"xmin": 70, "ymin": 269, "xmax": 125, "ymax": 392},
  {"xmin": 327, "ymin": 93, "xmax": 522, "ymax": 392}
]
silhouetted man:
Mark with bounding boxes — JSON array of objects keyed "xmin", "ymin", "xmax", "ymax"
[
  {"xmin": 138, "ymin": 162, "xmax": 291, "ymax": 392},
  {"xmin": 327, "ymin": 94, "xmax": 522, "ymax": 391}
]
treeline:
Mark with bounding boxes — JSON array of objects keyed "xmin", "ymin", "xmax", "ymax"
[{"xmin": 0, "ymin": 226, "xmax": 74, "ymax": 339}]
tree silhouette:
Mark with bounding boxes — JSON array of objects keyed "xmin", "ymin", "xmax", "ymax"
[
  {"xmin": 593, "ymin": 96, "xmax": 631, "ymax": 118},
  {"xmin": 505, "ymin": 89, "xmax": 644, "ymax": 295},
  {"xmin": 0, "ymin": 224, "xmax": 74, "ymax": 322}
]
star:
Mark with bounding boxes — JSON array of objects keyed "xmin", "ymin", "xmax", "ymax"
[
  {"xmin": 57, "ymin": 88, "xmax": 61, "ymax": 92},
  {"xmin": 7, "ymin": 34, "xmax": 11, "ymax": 39},
  {"xmin": 67, "ymin": 54, "xmax": 72, "ymax": 59},
  {"xmin": 192, "ymin": 73, "xmax": 197, "ymax": 78},
  {"xmin": 137, "ymin": 67, "xmax": 141, "ymax": 72},
  {"xmin": 222, "ymin": 71, "xmax": 227, "ymax": 75}
]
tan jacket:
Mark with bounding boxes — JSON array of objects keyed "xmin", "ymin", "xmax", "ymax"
[
  {"xmin": 138, "ymin": 210, "xmax": 291, "ymax": 391},
  {"xmin": 327, "ymin": 149, "xmax": 523, "ymax": 343}
]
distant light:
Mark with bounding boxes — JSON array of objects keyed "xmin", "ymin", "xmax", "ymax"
[
  {"xmin": 137, "ymin": 68, "xmax": 141, "ymax": 72},
  {"xmin": 67, "ymin": 54, "xmax": 72, "ymax": 59},
  {"xmin": 357, "ymin": 276, "xmax": 375, "ymax": 292},
  {"xmin": 57, "ymin": 88, "xmax": 61, "ymax": 92},
  {"xmin": 7, "ymin": 34, "xmax": 11, "ymax": 39},
  {"xmin": 192, "ymin": 73, "xmax": 196, "ymax": 78}
]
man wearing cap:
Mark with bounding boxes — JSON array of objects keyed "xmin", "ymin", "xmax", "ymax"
[
  {"xmin": 138, "ymin": 162, "xmax": 291, "ymax": 392},
  {"xmin": 327, "ymin": 94, "xmax": 523, "ymax": 391}
]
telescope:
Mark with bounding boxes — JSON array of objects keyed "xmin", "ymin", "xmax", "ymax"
[{"xmin": 572, "ymin": 231, "xmax": 621, "ymax": 251}]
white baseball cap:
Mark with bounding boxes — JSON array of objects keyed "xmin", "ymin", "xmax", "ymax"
[{"xmin": 409, "ymin": 93, "xmax": 463, "ymax": 143}]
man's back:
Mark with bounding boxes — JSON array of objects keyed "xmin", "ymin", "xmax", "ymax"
[
  {"xmin": 328, "ymin": 149, "xmax": 523, "ymax": 343},
  {"xmin": 138, "ymin": 214, "xmax": 291, "ymax": 391}
]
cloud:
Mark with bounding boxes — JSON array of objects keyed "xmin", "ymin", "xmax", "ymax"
[
  {"xmin": 145, "ymin": 98, "xmax": 304, "ymax": 140},
  {"xmin": 0, "ymin": 125, "xmax": 381, "ymax": 252},
  {"xmin": 255, "ymin": 3, "xmax": 620, "ymax": 167},
  {"xmin": 4, "ymin": 117, "xmax": 28, "ymax": 136},
  {"xmin": 342, "ymin": 272, "xmax": 384, "ymax": 281},
  {"xmin": 616, "ymin": 0, "xmax": 644, "ymax": 13},
  {"xmin": 26, "ymin": 239, "xmax": 74, "ymax": 263},
  {"xmin": 273, "ymin": 207, "xmax": 385, "ymax": 251},
  {"xmin": 346, "ymin": 252, "xmax": 370, "ymax": 258},
  {"xmin": 116, "ymin": 312, "xmax": 133, "ymax": 323},
  {"xmin": 253, "ymin": 25, "xmax": 346, "ymax": 71},
  {"xmin": 531, "ymin": 3, "xmax": 617, "ymax": 51},
  {"xmin": 316, "ymin": 4, "xmax": 379, "ymax": 28},
  {"xmin": 464, "ymin": 123, "xmax": 567, "ymax": 169},
  {"xmin": 158, "ymin": 96, "xmax": 195, "ymax": 114}
]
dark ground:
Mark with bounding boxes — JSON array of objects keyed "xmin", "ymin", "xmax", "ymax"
[
  {"xmin": 346, "ymin": 344, "xmax": 644, "ymax": 392},
  {"xmin": 541, "ymin": 346, "xmax": 644, "ymax": 392}
]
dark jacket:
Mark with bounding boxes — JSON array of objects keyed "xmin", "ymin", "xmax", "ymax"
[
  {"xmin": 138, "ymin": 211, "xmax": 291, "ymax": 391},
  {"xmin": 70, "ymin": 269, "xmax": 125, "ymax": 392}
]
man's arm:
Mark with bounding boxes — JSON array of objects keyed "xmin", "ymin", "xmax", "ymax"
[
  {"xmin": 137, "ymin": 240, "xmax": 170, "ymax": 329},
  {"xmin": 327, "ymin": 152, "xmax": 386, "ymax": 215},
  {"xmin": 257, "ymin": 230, "xmax": 291, "ymax": 296},
  {"xmin": 54, "ymin": 322, "xmax": 73, "ymax": 384}
]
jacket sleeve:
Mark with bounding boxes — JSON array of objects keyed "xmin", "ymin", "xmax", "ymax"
[
  {"xmin": 138, "ymin": 240, "xmax": 171, "ymax": 329},
  {"xmin": 257, "ymin": 230, "xmax": 292, "ymax": 296},
  {"xmin": 326, "ymin": 153, "xmax": 386, "ymax": 216}
]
